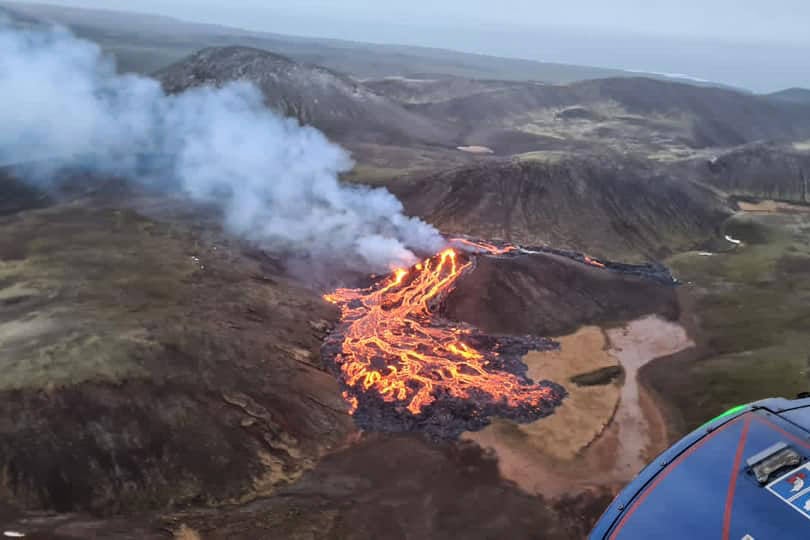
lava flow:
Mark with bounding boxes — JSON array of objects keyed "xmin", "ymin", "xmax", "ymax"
[{"xmin": 323, "ymin": 246, "xmax": 565, "ymax": 436}]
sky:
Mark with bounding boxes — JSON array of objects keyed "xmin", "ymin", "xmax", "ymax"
[{"xmin": 9, "ymin": 0, "xmax": 810, "ymax": 91}]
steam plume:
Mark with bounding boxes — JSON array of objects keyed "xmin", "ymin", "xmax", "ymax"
[{"xmin": 0, "ymin": 16, "xmax": 444, "ymax": 272}]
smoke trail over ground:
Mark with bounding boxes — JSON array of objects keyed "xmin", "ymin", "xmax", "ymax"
[{"xmin": 0, "ymin": 15, "xmax": 444, "ymax": 272}]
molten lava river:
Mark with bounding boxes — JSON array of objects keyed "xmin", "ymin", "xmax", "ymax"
[{"xmin": 323, "ymin": 246, "xmax": 566, "ymax": 437}]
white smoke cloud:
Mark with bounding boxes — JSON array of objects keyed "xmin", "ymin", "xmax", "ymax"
[{"xmin": 0, "ymin": 17, "xmax": 445, "ymax": 273}]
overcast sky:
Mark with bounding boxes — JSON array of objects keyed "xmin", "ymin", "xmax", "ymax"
[{"xmin": 10, "ymin": 0, "xmax": 810, "ymax": 91}]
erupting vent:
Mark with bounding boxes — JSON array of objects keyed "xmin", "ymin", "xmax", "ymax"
[{"xmin": 323, "ymin": 246, "xmax": 566, "ymax": 437}]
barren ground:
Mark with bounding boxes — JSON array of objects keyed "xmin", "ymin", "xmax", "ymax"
[
  {"xmin": 463, "ymin": 316, "xmax": 693, "ymax": 499},
  {"xmin": 736, "ymin": 199, "xmax": 810, "ymax": 213}
]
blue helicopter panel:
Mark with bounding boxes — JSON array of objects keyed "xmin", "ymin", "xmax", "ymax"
[{"xmin": 591, "ymin": 397, "xmax": 810, "ymax": 539}]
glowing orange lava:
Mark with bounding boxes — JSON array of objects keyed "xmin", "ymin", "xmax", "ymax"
[
  {"xmin": 584, "ymin": 255, "xmax": 606, "ymax": 268},
  {"xmin": 325, "ymin": 248, "xmax": 557, "ymax": 416},
  {"xmin": 451, "ymin": 238, "xmax": 519, "ymax": 255}
]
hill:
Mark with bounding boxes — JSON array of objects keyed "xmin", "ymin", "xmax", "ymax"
[
  {"xmin": 679, "ymin": 143, "xmax": 810, "ymax": 203},
  {"xmin": 446, "ymin": 251, "xmax": 678, "ymax": 337},
  {"xmin": 155, "ymin": 46, "xmax": 810, "ymax": 162},
  {"xmin": 363, "ymin": 76, "xmax": 523, "ymax": 105},
  {"xmin": 394, "ymin": 77, "xmax": 810, "ymax": 154},
  {"xmin": 392, "ymin": 157, "xmax": 730, "ymax": 261},
  {"xmin": 156, "ymin": 46, "xmax": 455, "ymax": 146},
  {"xmin": 0, "ymin": 173, "xmax": 355, "ymax": 513},
  {"xmin": 766, "ymin": 88, "xmax": 810, "ymax": 105}
]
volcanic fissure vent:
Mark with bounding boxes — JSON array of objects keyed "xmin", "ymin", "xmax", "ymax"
[{"xmin": 322, "ymin": 246, "xmax": 567, "ymax": 438}]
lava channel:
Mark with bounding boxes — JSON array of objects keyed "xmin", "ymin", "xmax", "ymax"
[{"xmin": 323, "ymin": 247, "xmax": 566, "ymax": 438}]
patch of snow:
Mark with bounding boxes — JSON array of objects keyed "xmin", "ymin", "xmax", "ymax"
[
  {"xmin": 457, "ymin": 145, "xmax": 494, "ymax": 155},
  {"xmin": 623, "ymin": 68, "xmax": 711, "ymax": 83},
  {"xmin": 377, "ymin": 76, "xmax": 437, "ymax": 83},
  {"xmin": 698, "ymin": 252, "xmax": 714, "ymax": 256},
  {"xmin": 725, "ymin": 235, "xmax": 743, "ymax": 245},
  {"xmin": 3, "ymin": 532, "xmax": 26, "ymax": 538}
]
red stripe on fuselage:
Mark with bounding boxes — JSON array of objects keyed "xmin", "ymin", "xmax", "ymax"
[
  {"xmin": 608, "ymin": 415, "xmax": 745, "ymax": 539},
  {"xmin": 722, "ymin": 416, "xmax": 752, "ymax": 540},
  {"xmin": 753, "ymin": 414, "xmax": 810, "ymax": 451}
]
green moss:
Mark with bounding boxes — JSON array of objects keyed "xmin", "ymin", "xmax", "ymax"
[
  {"xmin": 0, "ymin": 205, "xmax": 197, "ymax": 391},
  {"xmin": 658, "ymin": 212, "xmax": 810, "ymax": 431}
]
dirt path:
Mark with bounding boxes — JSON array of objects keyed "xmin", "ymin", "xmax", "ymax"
[
  {"xmin": 606, "ymin": 317, "xmax": 694, "ymax": 477},
  {"xmin": 464, "ymin": 316, "xmax": 694, "ymax": 498},
  {"xmin": 736, "ymin": 200, "xmax": 810, "ymax": 213}
]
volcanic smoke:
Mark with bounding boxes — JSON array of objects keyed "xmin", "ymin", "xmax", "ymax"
[{"xmin": 0, "ymin": 14, "xmax": 443, "ymax": 273}]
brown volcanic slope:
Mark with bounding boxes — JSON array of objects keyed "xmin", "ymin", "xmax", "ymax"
[
  {"xmin": 0, "ymin": 169, "xmax": 51, "ymax": 215},
  {"xmin": 156, "ymin": 46, "xmax": 456, "ymax": 147},
  {"xmin": 2, "ymin": 435, "xmax": 613, "ymax": 540},
  {"xmin": 0, "ymin": 174, "xmax": 354, "ymax": 514},
  {"xmin": 394, "ymin": 157, "xmax": 731, "ymax": 261},
  {"xmin": 446, "ymin": 252, "xmax": 678, "ymax": 337}
]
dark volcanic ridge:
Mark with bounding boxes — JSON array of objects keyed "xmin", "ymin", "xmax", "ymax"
[
  {"xmin": 453, "ymin": 235, "xmax": 677, "ymax": 284},
  {"xmin": 394, "ymin": 158, "xmax": 732, "ymax": 262}
]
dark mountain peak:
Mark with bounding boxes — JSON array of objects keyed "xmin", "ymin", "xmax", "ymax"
[
  {"xmin": 157, "ymin": 45, "xmax": 454, "ymax": 146},
  {"xmin": 767, "ymin": 87, "xmax": 810, "ymax": 105},
  {"xmin": 184, "ymin": 45, "xmax": 294, "ymax": 64}
]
